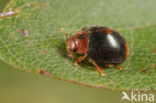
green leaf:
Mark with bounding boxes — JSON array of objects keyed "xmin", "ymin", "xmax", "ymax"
[{"xmin": 0, "ymin": 0, "xmax": 155, "ymax": 91}]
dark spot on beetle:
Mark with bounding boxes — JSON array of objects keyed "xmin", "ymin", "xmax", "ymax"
[
  {"xmin": 141, "ymin": 69, "xmax": 148, "ymax": 74},
  {"xmin": 39, "ymin": 69, "xmax": 52, "ymax": 77},
  {"xmin": 71, "ymin": 48, "xmax": 76, "ymax": 52},
  {"xmin": 77, "ymin": 34, "xmax": 86, "ymax": 39},
  {"xmin": 42, "ymin": 50, "xmax": 49, "ymax": 55},
  {"xmin": 18, "ymin": 28, "xmax": 29, "ymax": 37},
  {"xmin": 153, "ymin": 48, "xmax": 156, "ymax": 54}
]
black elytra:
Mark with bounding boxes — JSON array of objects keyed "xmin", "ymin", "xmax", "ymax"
[{"xmin": 82, "ymin": 26, "xmax": 127, "ymax": 64}]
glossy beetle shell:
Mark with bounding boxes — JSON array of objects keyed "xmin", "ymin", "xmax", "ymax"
[{"xmin": 82, "ymin": 26, "xmax": 128, "ymax": 63}]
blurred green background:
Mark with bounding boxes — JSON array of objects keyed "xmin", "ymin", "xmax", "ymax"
[{"xmin": 0, "ymin": 0, "xmax": 155, "ymax": 103}]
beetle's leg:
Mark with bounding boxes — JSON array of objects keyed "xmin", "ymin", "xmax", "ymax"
[
  {"xmin": 74, "ymin": 54, "xmax": 87, "ymax": 66},
  {"xmin": 113, "ymin": 64, "xmax": 122, "ymax": 70},
  {"xmin": 88, "ymin": 58, "xmax": 105, "ymax": 76},
  {"xmin": 104, "ymin": 64, "xmax": 122, "ymax": 70},
  {"xmin": 70, "ymin": 52, "xmax": 74, "ymax": 59}
]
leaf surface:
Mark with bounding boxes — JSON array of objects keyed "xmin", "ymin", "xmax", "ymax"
[{"xmin": 0, "ymin": 0, "xmax": 156, "ymax": 91}]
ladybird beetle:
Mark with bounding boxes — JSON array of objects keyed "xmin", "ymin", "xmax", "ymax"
[{"xmin": 64, "ymin": 26, "xmax": 129, "ymax": 76}]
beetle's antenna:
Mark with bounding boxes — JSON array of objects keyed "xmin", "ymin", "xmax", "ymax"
[{"xmin": 61, "ymin": 28, "xmax": 69, "ymax": 44}]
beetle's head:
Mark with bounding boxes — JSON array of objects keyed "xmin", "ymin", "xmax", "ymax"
[
  {"xmin": 64, "ymin": 35, "xmax": 77, "ymax": 59},
  {"xmin": 64, "ymin": 31, "xmax": 88, "ymax": 59}
]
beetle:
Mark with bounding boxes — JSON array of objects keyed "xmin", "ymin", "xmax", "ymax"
[{"xmin": 64, "ymin": 26, "xmax": 129, "ymax": 76}]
